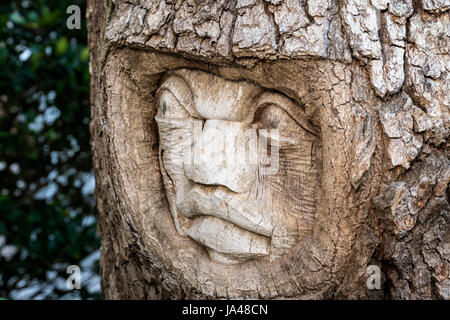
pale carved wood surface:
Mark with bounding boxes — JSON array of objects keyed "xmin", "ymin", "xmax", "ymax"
[
  {"xmin": 87, "ymin": 0, "xmax": 449, "ymax": 299},
  {"xmin": 155, "ymin": 69, "xmax": 319, "ymax": 264}
]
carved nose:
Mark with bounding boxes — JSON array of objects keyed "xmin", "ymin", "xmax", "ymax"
[{"xmin": 184, "ymin": 120, "xmax": 257, "ymax": 193}]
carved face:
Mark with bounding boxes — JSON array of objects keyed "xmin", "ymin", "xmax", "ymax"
[{"xmin": 155, "ymin": 69, "xmax": 319, "ymax": 264}]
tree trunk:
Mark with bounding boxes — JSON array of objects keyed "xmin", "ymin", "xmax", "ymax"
[{"xmin": 87, "ymin": 0, "xmax": 449, "ymax": 299}]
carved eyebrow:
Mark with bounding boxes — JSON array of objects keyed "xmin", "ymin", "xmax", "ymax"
[
  {"xmin": 158, "ymin": 72, "xmax": 317, "ymax": 136},
  {"xmin": 156, "ymin": 74, "xmax": 200, "ymax": 118},
  {"xmin": 253, "ymin": 91, "xmax": 317, "ymax": 136}
]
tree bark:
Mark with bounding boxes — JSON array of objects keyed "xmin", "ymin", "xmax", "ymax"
[{"xmin": 87, "ymin": 0, "xmax": 449, "ymax": 299}]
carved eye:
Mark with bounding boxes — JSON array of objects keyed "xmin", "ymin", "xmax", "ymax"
[
  {"xmin": 254, "ymin": 104, "xmax": 311, "ymax": 144},
  {"xmin": 157, "ymin": 90, "xmax": 190, "ymax": 119},
  {"xmin": 259, "ymin": 105, "xmax": 295, "ymax": 129},
  {"xmin": 270, "ymin": 119, "xmax": 280, "ymax": 129}
]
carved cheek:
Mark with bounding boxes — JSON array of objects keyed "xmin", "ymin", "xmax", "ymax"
[{"xmin": 183, "ymin": 120, "xmax": 258, "ymax": 193}]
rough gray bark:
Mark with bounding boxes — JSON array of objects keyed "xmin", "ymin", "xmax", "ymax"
[{"xmin": 87, "ymin": 0, "xmax": 449, "ymax": 299}]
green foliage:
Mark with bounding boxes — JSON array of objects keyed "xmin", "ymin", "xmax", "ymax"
[{"xmin": 0, "ymin": 0, "xmax": 99, "ymax": 299}]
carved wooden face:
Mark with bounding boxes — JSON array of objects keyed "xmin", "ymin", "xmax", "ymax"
[{"xmin": 155, "ymin": 69, "xmax": 319, "ymax": 264}]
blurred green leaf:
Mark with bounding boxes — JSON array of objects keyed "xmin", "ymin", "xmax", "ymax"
[
  {"xmin": 9, "ymin": 11, "xmax": 25, "ymax": 25},
  {"xmin": 80, "ymin": 47, "xmax": 89, "ymax": 62},
  {"xmin": 55, "ymin": 37, "xmax": 69, "ymax": 55},
  {"xmin": 26, "ymin": 11, "xmax": 39, "ymax": 23}
]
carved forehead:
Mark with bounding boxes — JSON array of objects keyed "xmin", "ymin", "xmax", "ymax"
[{"xmin": 160, "ymin": 68, "xmax": 262, "ymax": 121}]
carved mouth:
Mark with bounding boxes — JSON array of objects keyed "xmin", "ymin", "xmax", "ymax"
[
  {"xmin": 177, "ymin": 185, "xmax": 273, "ymax": 263},
  {"xmin": 178, "ymin": 185, "xmax": 273, "ymax": 235}
]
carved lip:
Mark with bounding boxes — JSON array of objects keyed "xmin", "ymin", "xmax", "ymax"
[
  {"xmin": 177, "ymin": 185, "xmax": 274, "ymax": 238},
  {"xmin": 176, "ymin": 185, "xmax": 274, "ymax": 261},
  {"xmin": 187, "ymin": 216, "xmax": 270, "ymax": 261}
]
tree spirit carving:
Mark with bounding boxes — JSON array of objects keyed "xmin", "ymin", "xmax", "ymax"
[{"xmin": 156, "ymin": 69, "xmax": 320, "ymax": 264}]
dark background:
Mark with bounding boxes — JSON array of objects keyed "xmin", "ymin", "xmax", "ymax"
[{"xmin": 0, "ymin": 0, "xmax": 99, "ymax": 299}]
